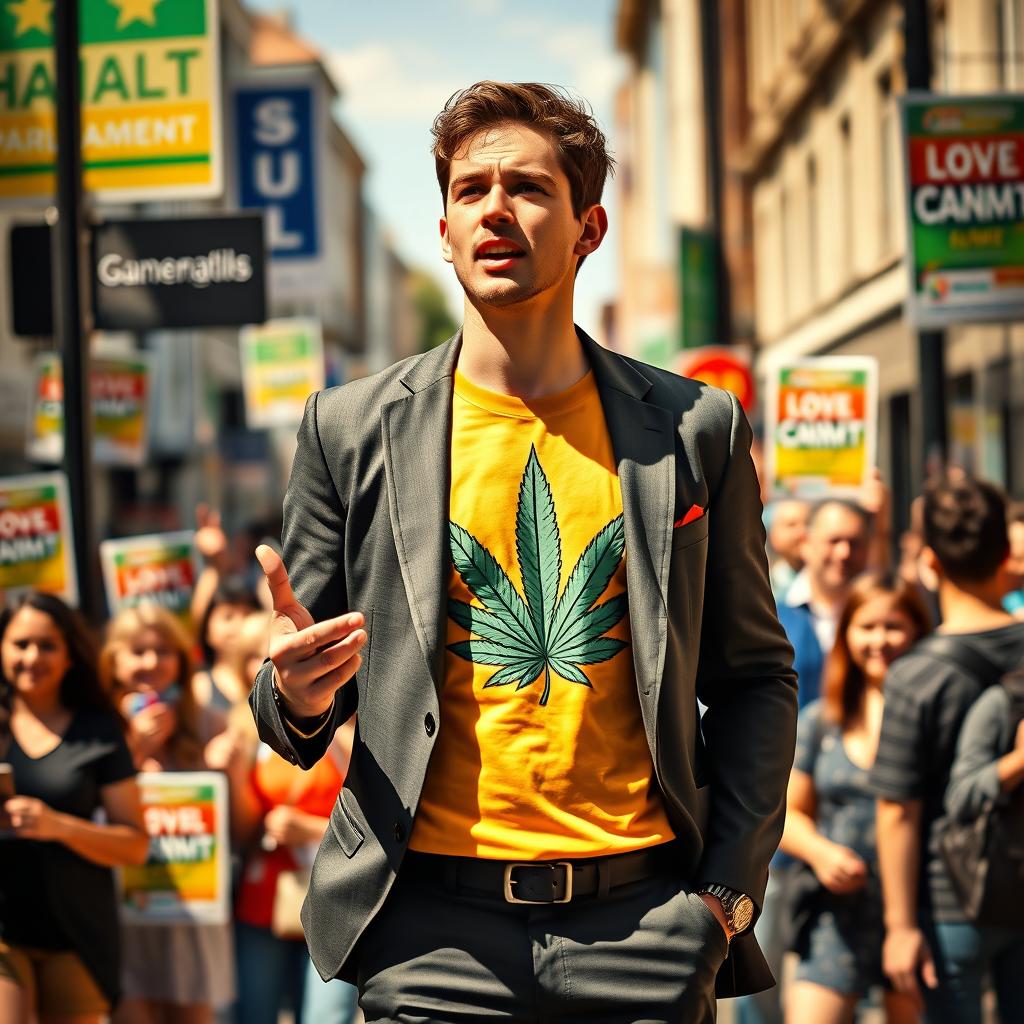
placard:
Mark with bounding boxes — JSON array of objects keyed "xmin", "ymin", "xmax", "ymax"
[
  {"xmin": 119, "ymin": 772, "xmax": 230, "ymax": 925},
  {"xmin": 0, "ymin": 472, "xmax": 78, "ymax": 604},
  {"xmin": 240, "ymin": 318, "xmax": 324, "ymax": 429},
  {"xmin": 26, "ymin": 352, "xmax": 153, "ymax": 466},
  {"xmin": 766, "ymin": 357, "xmax": 878, "ymax": 498},
  {"xmin": 0, "ymin": 0, "xmax": 222, "ymax": 202},
  {"xmin": 678, "ymin": 346, "xmax": 756, "ymax": 412},
  {"xmin": 902, "ymin": 92, "xmax": 1024, "ymax": 327},
  {"xmin": 100, "ymin": 531, "xmax": 197, "ymax": 620}
]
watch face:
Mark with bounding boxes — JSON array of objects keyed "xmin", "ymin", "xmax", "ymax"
[{"xmin": 732, "ymin": 894, "xmax": 755, "ymax": 934}]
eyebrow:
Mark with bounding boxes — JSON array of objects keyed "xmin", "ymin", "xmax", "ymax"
[{"xmin": 449, "ymin": 168, "xmax": 560, "ymax": 194}]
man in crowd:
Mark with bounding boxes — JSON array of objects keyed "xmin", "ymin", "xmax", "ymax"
[
  {"xmin": 1004, "ymin": 501, "xmax": 1024, "ymax": 619},
  {"xmin": 249, "ymin": 81, "xmax": 797, "ymax": 1021},
  {"xmin": 778, "ymin": 498, "xmax": 872, "ymax": 708},
  {"xmin": 872, "ymin": 474, "xmax": 1024, "ymax": 1021},
  {"xmin": 766, "ymin": 499, "xmax": 809, "ymax": 602}
]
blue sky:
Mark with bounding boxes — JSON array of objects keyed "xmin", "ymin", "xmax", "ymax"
[{"xmin": 248, "ymin": 0, "xmax": 624, "ymax": 330}]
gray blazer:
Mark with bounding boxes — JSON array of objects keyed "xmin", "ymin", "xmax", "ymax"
[{"xmin": 250, "ymin": 329, "xmax": 798, "ymax": 997}]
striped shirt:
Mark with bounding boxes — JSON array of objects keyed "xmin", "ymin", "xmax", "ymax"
[{"xmin": 870, "ymin": 622, "xmax": 1024, "ymax": 922}]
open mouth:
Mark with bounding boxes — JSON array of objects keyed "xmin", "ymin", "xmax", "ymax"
[{"xmin": 475, "ymin": 241, "xmax": 525, "ymax": 267}]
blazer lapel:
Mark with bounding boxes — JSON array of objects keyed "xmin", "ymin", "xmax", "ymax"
[
  {"xmin": 381, "ymin": 334, "xmax": 461, "ymax": 694},
  {"xmin": 583, "ymin": 332, "xmax": 675, "ymax": 738}
]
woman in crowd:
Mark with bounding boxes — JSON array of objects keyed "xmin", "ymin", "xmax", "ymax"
[
  {"xmin": 192, "ymin": 580, "xmax": 261, "ymax": 729},
  {"xmin": 0, "ymin": 592, "xmax": 149, "ymax": 1024},
  {"xmin": 942, "ymin": 667, "xmax": 1024, "ymax": 1020},
  {"xmin": 101, "ymin": 604, "xmax": 235, "ymax": 1024},
  {"xmin": 206, "ymin": 608, "xmax": 357, "ymax": 1024},
  {"xmin": 780, "ymin": 573, "xmax": 931, "ymax": 1023}
]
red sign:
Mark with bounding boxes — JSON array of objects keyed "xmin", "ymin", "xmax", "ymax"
[{"xmin": 677, "ymin": 347, "xmax": 756, "ymax": 412}]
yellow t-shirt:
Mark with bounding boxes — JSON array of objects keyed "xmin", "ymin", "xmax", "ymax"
[{"xmin": 409, "ymin": 368, "xmax": 675, "ymax": 860}]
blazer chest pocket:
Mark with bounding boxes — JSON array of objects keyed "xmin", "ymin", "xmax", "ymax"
[
  {"xmin": 329, "ymin": 791, "xmax": 365, "ymax": 858},
  {"xmin": 671, "ymin": 515, "xmax": 709, "ymax": 551}
]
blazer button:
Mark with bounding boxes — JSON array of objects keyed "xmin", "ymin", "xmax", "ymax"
[
  {"xmin": 393, "ymin": 822, "xmax": 405, "ymax": 843},
  {"xmin": 424, "ymin": 713, "xmax": 436, "ymax": 737}
]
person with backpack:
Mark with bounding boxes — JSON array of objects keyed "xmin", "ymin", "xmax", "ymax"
[
  {"xmin": 871, "ymin": 474, "xmax": 1024, "ymax": 1023},
  {"xmin": 938, "ymin": 667, "xmax": 1024, "ymax": 1017}
]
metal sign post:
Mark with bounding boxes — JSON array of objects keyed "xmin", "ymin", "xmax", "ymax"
[{"xmin": 53, "ymin": 0, "xmax": 99, "ymax": 620}]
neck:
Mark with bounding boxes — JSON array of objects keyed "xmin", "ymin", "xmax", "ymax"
[
  {"xmin": 457, "ymin": 286, "xmax": 587, "ymax": 398},
  {"xmin": 14, "ymin": 691, "xmax": 65, "ymax": 724},
  {"xmin": 938, "ymin": 579, "xmax": 1015, "ymax": 634},
  {"xmin": 807, "ymin": 574, "xmax": 843, "ymax": 617}
]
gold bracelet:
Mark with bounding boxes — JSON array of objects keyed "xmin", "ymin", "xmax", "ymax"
[{"xmin": 282, "ymin": 705, "xmax": 334, "ymax": 741}]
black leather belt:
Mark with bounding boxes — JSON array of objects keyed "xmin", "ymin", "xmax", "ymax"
[{"xmin": 403, "ymin": 844, "xmax": 676, "ymax": 905}]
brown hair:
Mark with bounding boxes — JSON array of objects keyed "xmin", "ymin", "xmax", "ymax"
[
  {"xmin": 100, "ymin": 605, "xmax": 204, "ymax": 770},
  {"xmin": 923, "ymin": 473, "xmax": 1009, "ymax": 584},
  {"xmin": 822, "ymin": 573, "xmax": 931, "ymax": 728},
  {"xmin": 431, "ymin": 81, "xmax": 614, "ymax": 218}
]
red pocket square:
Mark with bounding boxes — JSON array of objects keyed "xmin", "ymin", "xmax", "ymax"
[{"xmin": 673, "ymin": 504, "xmax": 705, "ymax": 529}]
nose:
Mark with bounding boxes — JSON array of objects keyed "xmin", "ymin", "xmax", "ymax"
[
  {"xmin": 142, "ymin": 650, "xmax": 159, "ymax": 669},
  {"xmin": 481, "ymin": 184, "xmax": 513, "ymax": 225},
  {"xmin": 22, "ymin": 645, "xmax": 39, "ymax": 666},
  {"xmin": 833, "ymin": 540, "xmax": 852, "ymax": 561}
]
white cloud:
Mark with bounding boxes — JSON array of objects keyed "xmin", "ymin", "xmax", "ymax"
[{"xmin": 326, "ymin": 43, "xmax": 462, "ymax": 121}]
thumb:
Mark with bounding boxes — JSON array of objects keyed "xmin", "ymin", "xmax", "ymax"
[
  {"xmin": 255, "ymin": 544, "xmax": 299, "ymax": 615},
  {"xmin": 921, "ymin": 945, "xmax": 939, "ymax": 990}
]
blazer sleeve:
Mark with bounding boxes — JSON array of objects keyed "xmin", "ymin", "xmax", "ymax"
[
  {"xmin": 250, "ymin": 391, "xmax": 359, "ymax": 770},
  {"xmin": 693, "ymin": 392, "xmax": 798, "ymax": 911}
]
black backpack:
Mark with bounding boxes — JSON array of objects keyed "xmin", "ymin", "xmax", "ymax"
[{"xmin": 935, "ymin": 650, "xmax": 1024, "ymax": 929}]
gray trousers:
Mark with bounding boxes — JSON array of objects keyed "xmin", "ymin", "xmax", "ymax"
[{"xmin": 354, "ymin": 868, "xmax": 729, "ymax": 1023}]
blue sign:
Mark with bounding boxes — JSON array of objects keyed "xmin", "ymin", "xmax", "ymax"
[{"xmin": 235, "ymin": 83, "xmax": 320, "ymax": 262}]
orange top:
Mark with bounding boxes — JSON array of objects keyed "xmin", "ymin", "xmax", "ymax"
[
  {"xmin": 235, "ymin": 743, "xmax": 344, "ymax": 927},
  {"xmin": 409, "ymin": 370, "xmax": 674, "ymax": 860}
]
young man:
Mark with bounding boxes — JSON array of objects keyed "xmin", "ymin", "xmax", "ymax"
[
  {"xmin": 872, "ymin": 474, "xmax": 1024, "ymax": 1022},
  {"xmin": 765, "ymin": 498, "xmax": 809, "ymax": 603},
  {"xmin": 249, "ymin": 82, "xmax": 797, "ymax": 1022}
]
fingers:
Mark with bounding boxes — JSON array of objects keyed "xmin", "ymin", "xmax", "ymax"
[
  {"xmin": 276, "ymin": 628, "xmax": 366, "ymax": 690},
  {"xmin": 274, "ymin": 614, "xmax": 365, "ymax": 664},
  {"xmin": 256, "ymin": 545, "xmax": 298, "ymax": 614},
  {"xmin": 921, "ymin": 949, "xmax": 939, "ymax": 990}
]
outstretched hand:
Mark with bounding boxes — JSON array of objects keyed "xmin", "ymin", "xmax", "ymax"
[{"xmin": 255, "ymin": 544, "xmax": 366, "ymax": 721}]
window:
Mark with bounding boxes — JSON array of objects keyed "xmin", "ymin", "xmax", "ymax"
[
  {"xmin": 781, "ymin": 183, "xmax": 791, "ymax": 325},
  {"xmin": 807, "ymin": 155, "xmax": 818, "ymax": 303},
  {"xmin": 838, "ymin": 114, "xmax": 853, "ymax": 284},
  {"xmin": 878, "ymin": 72, "xmax": 899, "ymax": 258},
  {"xmin": 999, "ymin": 0, "xmax": 1023, "ymax": 90}
]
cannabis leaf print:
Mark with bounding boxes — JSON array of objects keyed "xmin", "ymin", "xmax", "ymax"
[{"xmin": 448, "ymin": 445, "xmax": 628, "ymax": 706}]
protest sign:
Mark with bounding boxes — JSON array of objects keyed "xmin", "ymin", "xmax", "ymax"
[
  {"xmin": 120, "ymin": 772, "xmax": 230, "ymax": 925},
  {"xmin": 902, "ymin": 93, "xmax": 1024, "ymax": 327},
  {"xmin": 0, "ymin": 0, "xmax": 221, "ymax": 202},
  {"xmin": 678, "ymin": 346, "xmax": 756, "ymax": 412},
  {"xmin": 766, "ymin": 357, "xmax": 878, "ymax": 498},
  {"xmin": 100, "ymin": 531, "xmax": 197, "ymax": 621},
  {"xmin": 240, "ymin": 318, "xmax": 324, "ymax": 429},
  {"xmin": 0, "ymin": 472, "xmax": 77, "ymax": 604},
  {"xmin": 26, "ymin": 352, "xmax": 152, "ymax": 466}
]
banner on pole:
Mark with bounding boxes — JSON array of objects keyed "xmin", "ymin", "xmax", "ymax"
[
  {"xmin": 0, "ymin": 472, "xmax": 78, "ymax": 604},
  {"xmin": 0, "ymin": 0, "xmax": 222, "ymax": 202},
  {"xmin": 766, "ymin": 357, "xmax": 878, "ymax": 498},
  {"xmin": 902, "ymin": 92, "xmax": 1024, "ymax": 327},
  {"xmin": 240, "ymin": 318, "xmax": 324, "ymax": 429},
  {"xmin": 119, "ymin": 772, "xmax": 230, "ymax": 925},
  {"xmin": 26, "ymin": 352, "xmax": 153, "ymax": 466},
  {"xmin": 100, "ymin": 531, "xmax": 197, "ymax": 621}
]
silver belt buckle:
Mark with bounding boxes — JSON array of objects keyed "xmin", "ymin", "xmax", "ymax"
[{"xmin": 503, "ymin": 861, "xmax": 574, "ymax": 904}]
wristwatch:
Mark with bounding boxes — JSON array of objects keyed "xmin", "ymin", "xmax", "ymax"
[{"xmin": 699, "ymin": 884, "xmax": 755, "ymax": 936}]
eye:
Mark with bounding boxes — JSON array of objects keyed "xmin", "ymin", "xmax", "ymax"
[
  {"xmin": 457, "ymin": 185, "xmax": 484, "ymax": 199},
  {"xmin": 514, "ymin": 182, "xmax": 545, "ymax": 194}
]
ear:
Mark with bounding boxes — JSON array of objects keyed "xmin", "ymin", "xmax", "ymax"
[
  {"xmin": 573, "ymin": 204, "xmax": 608, "ymax": 258},
  {"xmin": 439, "ymin": 216, "xmax": 453, "ymax": 265},
  {"xmin": 918, "ymin": 545, "xmax": 941, "ymax": 593}
]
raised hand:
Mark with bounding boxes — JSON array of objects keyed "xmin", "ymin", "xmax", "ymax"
[{"xmin": 255, "ymin": 544, "xmax": 366, "ymax": 721}]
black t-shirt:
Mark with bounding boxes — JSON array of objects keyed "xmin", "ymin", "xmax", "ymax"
[
  {"xmin": 0, "ymin": 709, "xmax": 135, "ymax": 999},
  {"xmin": 870, "ymin": 622, "xmax": 1024, "ymax": 922}
]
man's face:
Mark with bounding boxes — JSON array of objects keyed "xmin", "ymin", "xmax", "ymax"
[
  {"xmin": 801, "ymin": 504, "xmax": 870, "ymax": 597},
  {"xmin": 769, "ymin": 501, "xmax": 809, "ymax": 564},
  {"xmin": 439, "ymin": 122, "xmax": 605, "ymax": 309}
]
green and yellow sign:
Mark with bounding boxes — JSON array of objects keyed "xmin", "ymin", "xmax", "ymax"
[{"xmin": 0, "ymin": 0, "xmax": 221, "ymax": 201}]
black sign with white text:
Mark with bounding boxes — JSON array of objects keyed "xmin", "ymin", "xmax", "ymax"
[{"xmin": 92, "ymin": 215, "xmax": 267, "ymax": 331}]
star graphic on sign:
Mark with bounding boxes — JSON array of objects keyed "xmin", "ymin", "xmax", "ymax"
[
  {"xmin": 107, "ymin": 0, "xmax": 163, "ymax": 29},
  {"xmin": 7, "ymin": 0, "xmax": 53, "ymax": 35}
]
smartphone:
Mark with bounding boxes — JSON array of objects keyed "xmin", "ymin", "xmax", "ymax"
[{"xmin": 0, "ymin": 764, "xmax": 15, "ymax": 801}]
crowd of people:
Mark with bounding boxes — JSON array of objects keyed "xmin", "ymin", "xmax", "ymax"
[
  {"xmin": 0, "ymin": 469, "xmax": 1023, "ymax": 1024},
  {"xmin": 741, "ymin": 474, "xmax": 1024, "ymax": 1024},
  {"xmin": 0, "ymin": 508, "xmax": 358, "ymax": 1024}
]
